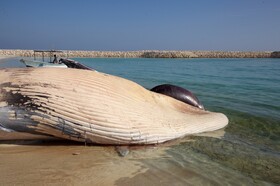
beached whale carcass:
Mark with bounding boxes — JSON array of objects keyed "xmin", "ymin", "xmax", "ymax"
[{"xmin": 0, "ymin": 68, "xmax": 228, "ymax": 144}]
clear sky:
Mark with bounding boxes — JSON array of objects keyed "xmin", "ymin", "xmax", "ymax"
[{"xmin": 0, "ymin": 0, "xmax": 279, "ymax": 51}]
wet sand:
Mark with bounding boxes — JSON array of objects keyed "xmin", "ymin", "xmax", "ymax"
[
  {"xmin": 0, "ymin": 134, "xmax": 271, "ymax": 186},
  {"xmin": 0, "ymin": 141, "xmax": 151, "ymax": 186}
]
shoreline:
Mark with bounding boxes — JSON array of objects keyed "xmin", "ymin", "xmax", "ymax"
[
  {"xmin": 0, "ymin": 56, "xmax": 17, "ymax": 59},
  {"xmin": 0, "ymin": 49, "xmax": 279, "ymax": 58}
]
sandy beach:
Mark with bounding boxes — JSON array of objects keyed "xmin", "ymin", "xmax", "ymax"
[
  {"xmin": 1, "ymin": 0, "xmax": 279, "ymax": 185},
  {"xmin": 0, "ymin": 137, "xmax": 192, "ymax": 186},
  {"xmin": 0, "ymin": 132, "xmax": 271, "ymax": 186},
  {"xmin": 0, "ymin": 57, "xmax": 279, "ymax": 185},
  {"xmin": 0, "ymin": 141, "xmax": 150, "ymax": 186}
]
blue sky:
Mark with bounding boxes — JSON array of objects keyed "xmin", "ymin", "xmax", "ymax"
[{"xmin": 0, "ymin": 0, "xmax": 279, "ymax": 51}]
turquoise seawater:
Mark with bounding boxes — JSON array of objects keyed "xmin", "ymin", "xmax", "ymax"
[{"xmin": 1, "ymin": 57, "xmax": 279, "ymax": 185}]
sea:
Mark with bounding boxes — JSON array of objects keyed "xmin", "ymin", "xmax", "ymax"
[{"xmin": 0, "ymin": 57, "xmax": 279, "ymax": 185}]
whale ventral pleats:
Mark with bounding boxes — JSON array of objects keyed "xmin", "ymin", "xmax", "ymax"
[{"xmin": 0, "ymin": 68, "xmax": 228, "ymax": 144}]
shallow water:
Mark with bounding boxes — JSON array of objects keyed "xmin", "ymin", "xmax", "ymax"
[{"xmin": 0, "ymin": 57, "xmax": 279, "ymax": 185}]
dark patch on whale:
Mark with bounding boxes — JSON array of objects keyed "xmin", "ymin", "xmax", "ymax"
[{"xmin": 151, "ymin": 84, "xmax": 204, "ymax": 110}]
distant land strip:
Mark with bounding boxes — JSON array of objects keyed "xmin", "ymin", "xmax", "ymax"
[{"xmin": 0, "ymin": 49, "xmax": 279, "ymax": 58}]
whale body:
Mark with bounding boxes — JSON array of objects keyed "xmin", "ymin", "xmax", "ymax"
[{"xmin": 0, "ymin": 68, "xmax": 228, "ymax": 144}]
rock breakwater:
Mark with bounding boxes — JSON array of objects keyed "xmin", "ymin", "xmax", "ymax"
[{"xmin": 0, "ymin": 49, "xmax": 279, "ymax": 58}]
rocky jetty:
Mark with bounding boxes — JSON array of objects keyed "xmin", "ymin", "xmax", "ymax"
[{"xmin": 0, "ymin": 49, "xmax": 279, "ymax": 58}]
